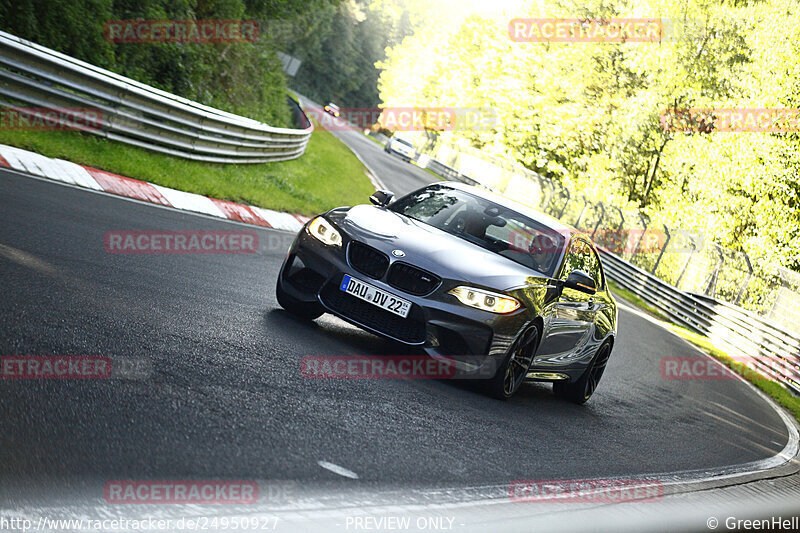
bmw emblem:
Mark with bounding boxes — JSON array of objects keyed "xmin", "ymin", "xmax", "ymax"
[{"xmin": 392, "ymin": 249, "xmax": 405, "ymax": 257}]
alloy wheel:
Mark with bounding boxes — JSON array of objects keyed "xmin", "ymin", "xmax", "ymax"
[{"xmin": 502, "ymin": 326, "xmax": 539, "ymax": 397}]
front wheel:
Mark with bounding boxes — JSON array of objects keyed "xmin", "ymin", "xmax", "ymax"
[
  {"xmin": 554, "ymin": 341, "xmax": 612, "ymax": 404},
  {"xmin": 487, "ymin": 324, "xmax": 540, "ymax": 400},
  {"xmin": 276, "ymin": 279, "xmax": 324, "ymax": 320}
]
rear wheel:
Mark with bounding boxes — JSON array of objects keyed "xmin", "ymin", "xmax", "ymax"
[
  {"xmin": 275, "ymin": 278, "xmax": 323, "ymax": 320},
  {"xmin": 554, "ymin": 341, "xmax": 612, "ymax": 404},
  {"xmin": 487, "ymin": 324, "xmax": 540, "ymax": 400}
]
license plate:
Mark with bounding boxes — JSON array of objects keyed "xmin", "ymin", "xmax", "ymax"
[{"xmin": 340, "ymin": 274, "xmax": 411, "ymax": 318}]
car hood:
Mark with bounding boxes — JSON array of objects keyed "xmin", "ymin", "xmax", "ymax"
[{"xmin": 328, "ymin": 205, "xmax": 549, "ymax": 290}]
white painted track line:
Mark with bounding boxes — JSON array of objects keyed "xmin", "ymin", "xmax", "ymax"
[{"xmin": 318, "ymin": 460, "xmax": 360, "ymax": 479}]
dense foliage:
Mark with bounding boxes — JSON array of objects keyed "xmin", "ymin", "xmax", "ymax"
[
  {"xmin": 0, "ymin": 0, "xmax": 345, "ymax": 126},
  {"xmin": 0, "ymin": 0, "xmax": 434, "ymax": 124},
  {"xmin": 281, "ymin": 0, "xmax": 433, "ymax": 108},
  {"xmin": 377, "ymin": 0, "xmax": 800, "ymax": 275}
]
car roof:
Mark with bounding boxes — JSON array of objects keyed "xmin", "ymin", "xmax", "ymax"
[{"xmin": 438, "ymin": 181, "xmax": 576, "ymax": 235}]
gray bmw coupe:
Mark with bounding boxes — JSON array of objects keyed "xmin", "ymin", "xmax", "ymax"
[{"xmin": 276, "ymin": 182, "xmax": 617, "ymax": 402}]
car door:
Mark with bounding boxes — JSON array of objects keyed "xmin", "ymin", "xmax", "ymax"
[{"xmin": 535, "ymin": 236, "xmax": 600, "ymax": 366}]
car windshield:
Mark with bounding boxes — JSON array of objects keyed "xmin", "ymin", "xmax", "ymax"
[
  {"xmin": 390, "ymin": 185, "xmax": 565, "ymax": 276},
  {"xmin": 394, "ymin": 138, "xmax": 412, "ymax": 147}
]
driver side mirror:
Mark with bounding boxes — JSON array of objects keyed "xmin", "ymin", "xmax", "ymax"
[
  {"xmin": 563, "ymin": 270, "xmax": 597, "ymax": 295},
  {"xmin": 370, "ymin": 189, "xmax": 395, "ymax": 207}
]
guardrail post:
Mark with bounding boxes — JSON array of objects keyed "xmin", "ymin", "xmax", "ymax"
[
  {"xmin": 703, "ymin": 244, "xmax": 725, "ymax": 297},
  {"xmin": 557, "ymin": 187, "xmax": 571, "ymax": 219},
  {"xmin": 632, "ymin": 213, "xmax": 650, "ymax": 256},
  {"xmin": 606, "ymin": 207, "xmax": 626, "ymax": 256},
  {"xmin": 574, "ymin": 196, "xmax": 590, "ymax": 230},
  {"xmin": 533, "ymin": 174, "xmax": 547, "ymax": 208},
  {"xmin": 542, "ymin": 178, "xmax": 555, "ymax": 211},
  {"xmin": 675, "ymin": 232, "xmax": 700, "ymax": 290},
  {"xmin": 735, "ymin": 252, "xmax": 754, "ymax": 305},
  {"xmin": 613, "ymin": 206, "xmax": 625, "ymax": 231},
  {"xmin": 591, "ymin": 203, "xmax": 606, "ymax": 239},
  {"xmin": 651, "ymin": 224, "xmax": 671, "ymax": 274}
]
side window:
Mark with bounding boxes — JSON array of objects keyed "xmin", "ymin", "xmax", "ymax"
[
  {"xmin": 586, "ymin": 245, "xmax": 604, "ymax": 289},
  {"xmin": 560, "ymin": 239, "xmax": 588, "ymax": 280},
  {"xmin": 560, "ymin": 238, "xmax": 603, "ymax": 288}
]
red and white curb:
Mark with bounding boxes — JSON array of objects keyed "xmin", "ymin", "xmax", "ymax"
[{"xmin": 0, "ymin": 144, "xmax": 310, "ymax": 232}]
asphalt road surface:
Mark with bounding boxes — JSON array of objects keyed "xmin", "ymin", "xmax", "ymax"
[
  {"xmin": 0, "ymin": 138, "xmax": 790, "ymax": 509},
  {"xmin": 297, "ymin": 95, "xmax": 435, "ymax": 197}
]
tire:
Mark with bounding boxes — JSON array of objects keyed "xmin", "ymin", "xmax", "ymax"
[
  {"xmin": 275, "ymin": 279, "xmax": 324, "ymax": 320},
  {"xmin": 553, "ymin": 341, "xmax": 612, "ymax": 404},
  {"xmin": 487, "ymin": 324, "xmax": 540, "ymax": 400}
]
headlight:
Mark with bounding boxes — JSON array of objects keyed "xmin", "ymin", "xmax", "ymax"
[
  {"xmin": 307, "ymin": 216, "xmax": 342, "ymax": 247},
  {"xmin": 448, "ymin": 286, "xmax": 521, "ymax": 314}
]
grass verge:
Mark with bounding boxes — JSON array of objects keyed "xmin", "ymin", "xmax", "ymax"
[
  {"xmin": 608, "ymin": 280, "xmax": 800, "ymax": 423},
  {"xmin": 415, "ymin": 160, "xmax": 445, "ymax": 181},
  {"xmin": 0, "ymin": 119, "xmax": 374, "ymax": 216},
  {"xmin": 666, "ymin": 324, "xmax": 800, "ymax": 423},
  {"xmin": 363, "ymin": 133, "xmax": 386, "ymax": 148},
  {"xmin": 607, "ymin": 280, "xmax": 667, "ymax": 321}
]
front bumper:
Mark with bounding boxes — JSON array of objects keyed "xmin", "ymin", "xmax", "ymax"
[
  {"xmin": 388, "ymin": 147, "xmax": 414, "ymax": 160},
  {"xmin": 278, "ymin": 229, "xmax": 531, "ymax": 375}
]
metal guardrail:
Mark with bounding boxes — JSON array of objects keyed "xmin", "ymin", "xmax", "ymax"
[
  {"xmin": 600, "ymin": 249, "xmax": 800, "ymax": 395},
  {"xmin": 0, "ymin": 30, "xmax": 312, "ymax": 163},
  {"xmin": 426, "ymin": 158, "xmax": 482, "ymax": 186}
]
